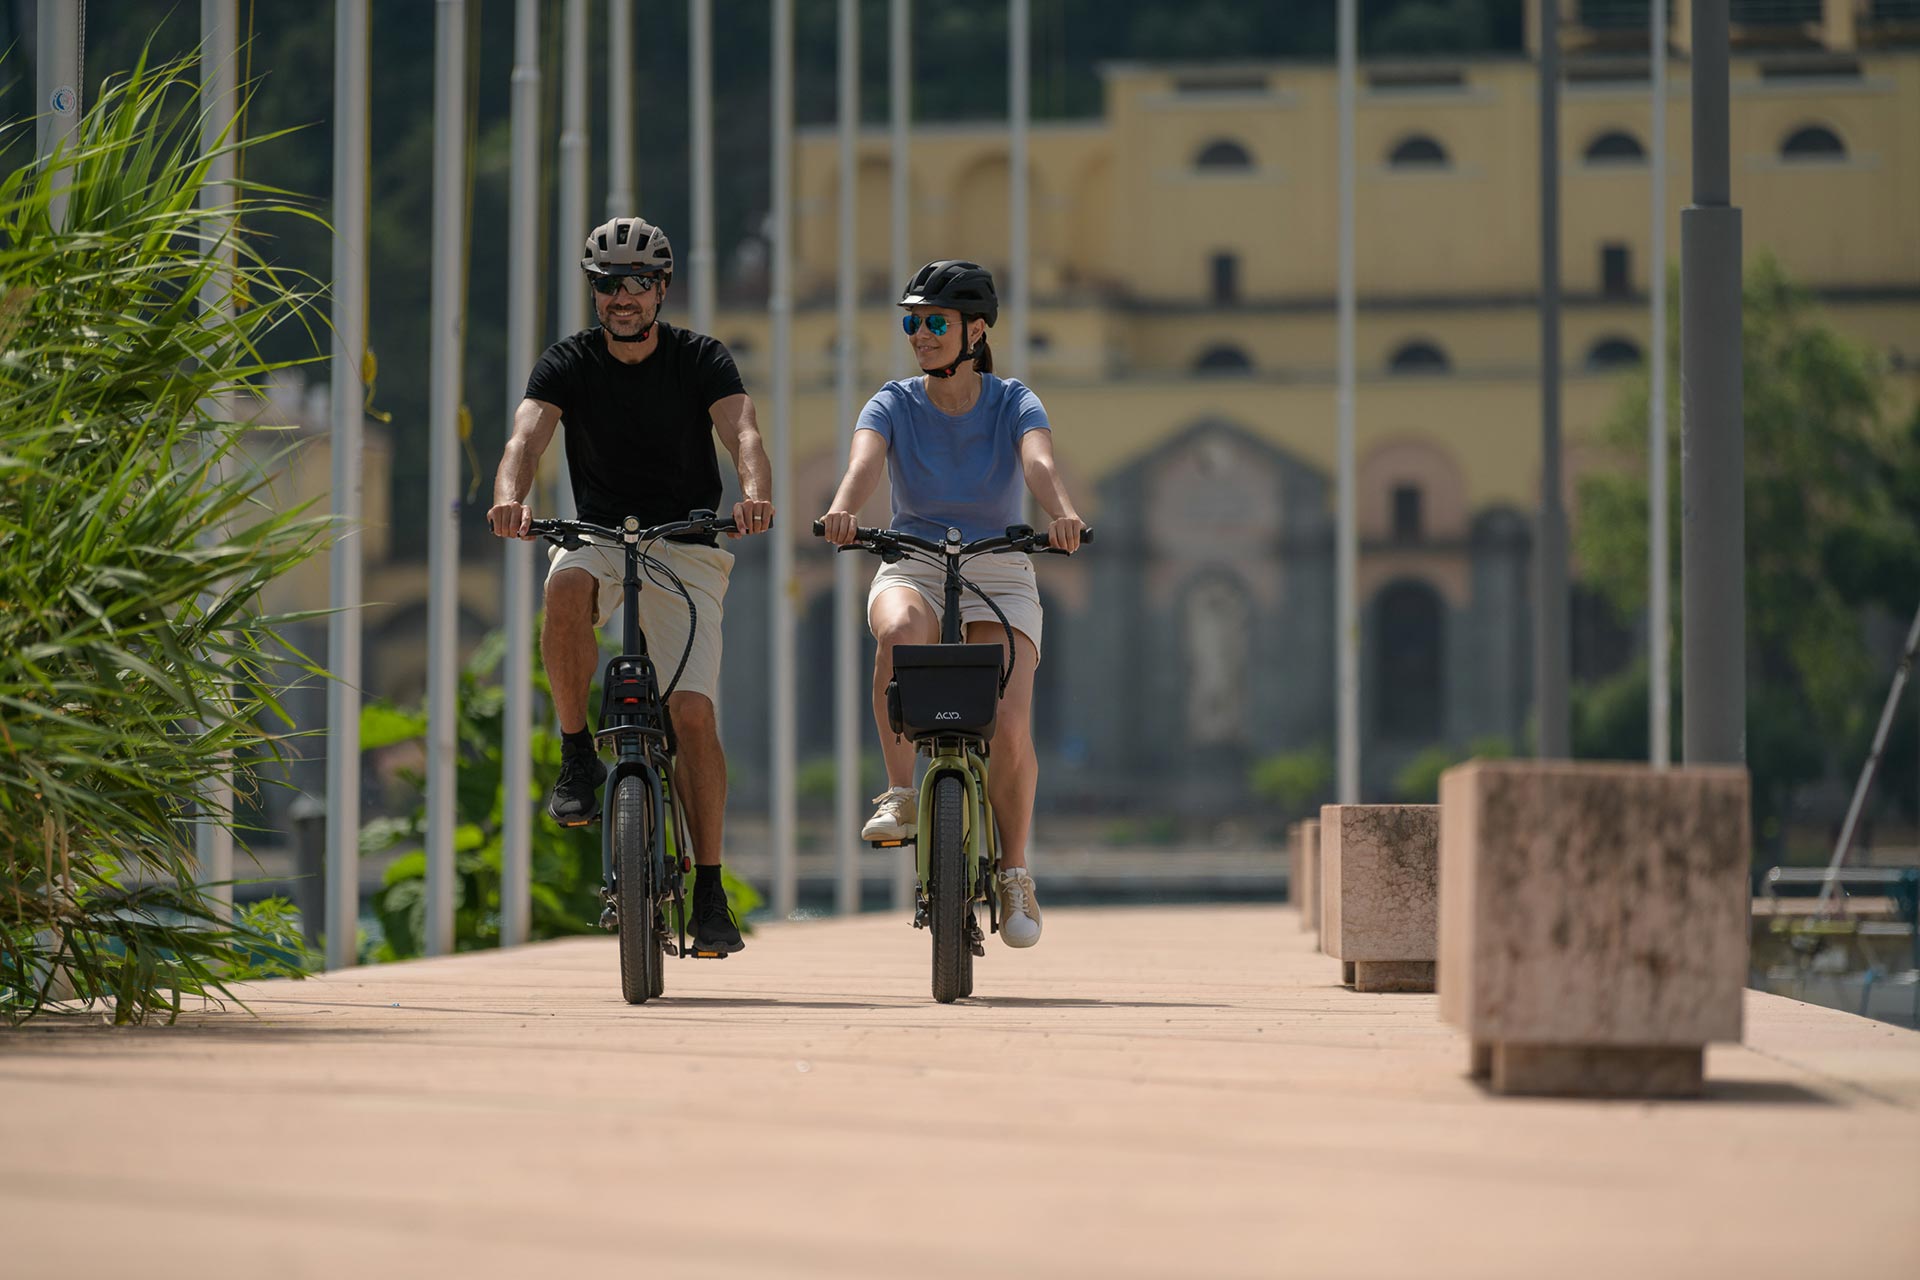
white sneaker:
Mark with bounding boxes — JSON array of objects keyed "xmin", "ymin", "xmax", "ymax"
[
  {"xmin": 996, "ymin": 868, "xmax": 1043, "ymax": 948},
  {"xmin": 861, "ymin": 787, "xmax": 917, "ymax": 841}
]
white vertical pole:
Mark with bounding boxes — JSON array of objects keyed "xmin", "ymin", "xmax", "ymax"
[
  {"xmin": 326, "ymin": 0, "xmax": 369, "ymax": 970},
  {"xmin": 770, "ymin": 0, "xmax": 799, "ymax": 919},
  {"xmin": 690, "ymin": 0, "xmax": 717, "ymax": 335},
  {"xmin": 501, "ymin": 0, "xmax": 541, "ymax": 948},
  {"xmin": 554, "ymin": 0, "xmax": 588, "ymax": 520},
  {"xmin": 1336, "ymin": 0, "xmax": 1360, "ymax": 805},
  {"xmin": 1008, "ymin": 0, "xmax": 1030, "ymax": 384},
  {"xmin": 425, "ymin": 0, "xmax": 467, "ymax": 957},
  {"xmin": 1649, "ymin": 0, "xmax": 1671, "ymax": 770},
  {"xmin": 198, "ymin": 0, "xmax": 238, "ymax": 921},
  {"xmin": 35, "ymin": 0, "xmax": 81, "ymax": 228},
  {"xmin": 608, "ymin": 0, "xmax": 634, "ymax": 217},
  {"xmin": 834, "ymin": 0, "xmax": 862, "ymax": 916},
  {"xmin": 888, "ymin": 0, "xmax": 914, "ymax": 911}
]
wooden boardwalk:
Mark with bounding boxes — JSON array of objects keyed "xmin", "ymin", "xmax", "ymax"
[{"xmin": 4, "ymin": 905, "xmax": 1917, "ymax": 1278}]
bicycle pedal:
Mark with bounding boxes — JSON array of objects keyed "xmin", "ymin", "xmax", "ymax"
[
  {"xmin": 690, "ymin": 948, "xmax": 730, "ymax": 960},
  {"xmin": 869, "ymin": 837, "xmax": 912, "ymax": 849},
  {"xmin": 968, "ymin": 939, "xmax": 985, "ymax": 958}
]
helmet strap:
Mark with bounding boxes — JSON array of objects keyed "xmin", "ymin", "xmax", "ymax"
[{"xmin": 921, "ymin": 319, "xmax": 978, "ymax": 379}]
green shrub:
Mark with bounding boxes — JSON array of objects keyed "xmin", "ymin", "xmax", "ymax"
[{"xmin": 0, "ymin": 55, "xmax": 330, "ymax": 1023}]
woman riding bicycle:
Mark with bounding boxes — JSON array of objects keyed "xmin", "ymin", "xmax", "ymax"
[{"xmin": 819, "ymin": 260, "xmax": 1085, "ymax": 949}]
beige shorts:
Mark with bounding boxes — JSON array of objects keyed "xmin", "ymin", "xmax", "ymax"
[
  {"xmin": 546, "ymin": 538, "xmax": 734, "ymax": 700},
  {"xmin": 866, "ymin": 550, "xmax": 1043, "ymax": 661}
]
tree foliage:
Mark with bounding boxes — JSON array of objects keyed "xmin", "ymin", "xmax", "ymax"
[
  {"xmin": 1574, "ymin": 255, "xmax": 1920, "ymax": 846},
  {"xmin": 0, "ymin": 55, "xmax": 331, "ymax": 1022}
]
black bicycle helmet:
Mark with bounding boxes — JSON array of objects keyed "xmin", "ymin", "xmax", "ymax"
[
  {"xmin": 899, "ymin": 260, "xmax": 998, "ymax": 377},
  {"xmin": 898, "ymin": 259, "xmax": 998, "ymax": 326}
]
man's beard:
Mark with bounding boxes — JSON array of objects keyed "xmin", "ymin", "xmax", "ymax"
[{"xmin": 604, "ymin": 306, "xmax": 652, "ymax": 338}]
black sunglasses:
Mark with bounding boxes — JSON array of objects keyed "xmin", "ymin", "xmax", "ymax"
[
  {"xmin": 591, "ymin": 274, "xmax": 661, "ymax": 297},
  {"xmin": 900, "ymin": 313, "xmax": 952, "ymax": 337}
]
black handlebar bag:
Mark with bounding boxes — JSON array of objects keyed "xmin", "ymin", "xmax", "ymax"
[{"xmin": 886, "ymin": 644, "xmax": 1002, "ymax": 739}]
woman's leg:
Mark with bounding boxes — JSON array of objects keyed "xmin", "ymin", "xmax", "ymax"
[
  {"xmin": 966, "ymin": 621, "xmax": 1040, "ymax": 870},
  {"xmin": 870, "ymin": 586, "xmax": 939, "ymax": 789}
]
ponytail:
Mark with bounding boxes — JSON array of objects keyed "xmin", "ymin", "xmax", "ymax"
[{"xmin": 974, "ymin": 337, "xmax": 994, "ymax": 374}]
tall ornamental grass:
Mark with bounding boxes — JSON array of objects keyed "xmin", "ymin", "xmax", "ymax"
[{"xmin": 1, "ymin": 54, "xmax": 332, "ymax": 1023}]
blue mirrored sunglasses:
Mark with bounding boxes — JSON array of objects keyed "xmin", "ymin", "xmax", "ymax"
[{"xmin": 900, "ymin": 313, "xmax": 951, "ymax": 337}]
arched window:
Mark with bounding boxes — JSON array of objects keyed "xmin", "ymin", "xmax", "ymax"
[
  {"xmin": 1585, "ymin": 336, "xmax": 1644, "ymax": 371},
  {"xmin": 1194, "ymin": 344, "xmax": 1254, "ymax": 374},
  {"xmin": 1374, "ymin": 580, "xmax": 1446, "ymax": 741},
  {"xmin": 1584, "ymin": 130, "xmax": 1646, "ymax": 163},
  {"xmin": 1388, "ymin": 340, "xmax": 1451, "ymax": 375},
  {"xmin": 1781, "ymin": 124, "xmax": 1846, "ymax": 160},
  {"xmin": 1387, "ymin": 134, "xmax": 1450, "ymax": 168},
  {"xmin": 1194, "ymin": 138, "xmax": 1254, "ymax": 171}
]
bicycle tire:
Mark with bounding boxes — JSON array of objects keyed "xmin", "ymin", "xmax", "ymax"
[
  {"xmin": 929, "ymin": 772, "xmax": 973, "ymax": 1004},
  {"xmin": 615, "ymin": 773, "xmax": 662, "ymax": 1004}
]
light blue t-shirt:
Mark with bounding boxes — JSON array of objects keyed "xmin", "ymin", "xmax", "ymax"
[{"xmin": 854, "ymin": 374, "xmax": 1051, "ymax": 544}]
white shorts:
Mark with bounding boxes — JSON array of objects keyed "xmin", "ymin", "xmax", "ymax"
[
  {"xmin": 546, "ymin": 538, "xmax": 734, "ymax": 701},
  {"xmin": 866, "ymin": 550, "xmax": 1043, "ymax": 661}
]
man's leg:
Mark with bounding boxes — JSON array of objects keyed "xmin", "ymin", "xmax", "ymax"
[
  {"xmin": 542, "ymin": 568, "xmax": 601, "ymax": 734},
  {"xmin": 672, "ymin": 690, "xmax": 746, "ymax": 953},
  {"xmin": 667, "ymin": 691, "xmax": 725, "ymax": 866},
  {"xmin": 543, "ymin": 567, "xmax": 607, "ymax": 824}
]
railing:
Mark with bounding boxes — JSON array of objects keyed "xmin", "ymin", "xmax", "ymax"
[
  {"xmin": 1729, "ymin": 0, "xmax": 1824, "ymax": 23},
  {"xmin": 1578, "ymin": 0, "xmax": 1672, "ymax": 30}
]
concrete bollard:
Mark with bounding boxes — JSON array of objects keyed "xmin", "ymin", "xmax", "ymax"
[
  {"xmin": 1298, "ymin": 819, "xmax": 1322, "ymax": 938},
  {"xmin": 1320, "ymin": 804, "xmax": 1439, "ymax": 992},
  {"xmin": 1437, "ymin": 760, "xmax": 1751, "ymax": 1098}
]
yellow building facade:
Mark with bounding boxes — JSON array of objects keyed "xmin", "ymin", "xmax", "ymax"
[{"xmin": 699, "ymin": 6, "xmax": 1918, "ymax": 802}]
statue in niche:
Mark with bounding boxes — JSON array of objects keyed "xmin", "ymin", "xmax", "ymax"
[{"xmin": 1186, "ymin": 575, "xmax": 1250, "ymax": 747}]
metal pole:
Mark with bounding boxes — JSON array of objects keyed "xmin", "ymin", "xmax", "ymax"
[
  {"xmin": 770, "ymin": 0, "xmax": 799, "ymax": 920},
  {"xmin": 1336, "ymin": 0, "xmax": 1359, "ymax": 805},
  {"xmin": 553, "ymin": 0, "xmax": 588, "ymax": 520},
  {"xmin": 1534, "ymin": 0, "xmax": 1571, "ymax": 759},
  {"xmin": 35, "ymin": 0, "xmax": 81, "ymax": 228},
  {"xmin": 889, "ymin": 0, "xmax": 913, "ymax": 909},
  {"xmin": 325, "ymin": 0, "xmax": 369, "ymax": 970},
  {"xmin": 500, "ymin": 0, "xmax": 541, "ymax": 948},
  {"xmin": 1649, "ymin": 0, "xmax": 1671, "ymax": 769},
  {"xmin": 607, "ymin": 0, "xmax": 634, "ymax": 217},
  {"xmin": 834, "ymin": 0, "xmax": 862, "ymax": 916},
  {"xmin": 690, "ymin": 0, "xmax": 716, "ymax": 336},
  {"xmin": 425, "ymin": 0, "xmax": 467, "ymax": 958},
  {"xmin": 198, "ymin": 0, "xmax": 238, "ymax": 920},
  {"xmin": 1814, "ymin": 602, "xmax": 1920, "ymax": 912},
  {"xmin": 1008, "ymin": 0, "xmax": 1029, "ymax": 384},
  {"xmin": 1681, "ymin": 0, "xmax": 1744, "ymax": 768}
]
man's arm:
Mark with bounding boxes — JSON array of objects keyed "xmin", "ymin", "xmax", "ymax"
[
  {"xmin": 487, "ymin": 397, "xmax": 563, "ymax": 539},
  {"xmin": 711, "ymin": 392, "xmax": 774, "ymax": 539}
]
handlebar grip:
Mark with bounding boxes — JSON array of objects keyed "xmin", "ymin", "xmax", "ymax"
[{"xmin": 811, "ymin": 519, "xmax": 826, "ymax": 536}]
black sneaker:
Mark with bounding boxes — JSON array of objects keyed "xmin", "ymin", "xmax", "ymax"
[
  {"xmin": 547, "ymin": 740, "xmax": 607, "ymax": 827},
  {"xmin": 690, "ymin": 875, "xmax": 746, "ymax": 955}
]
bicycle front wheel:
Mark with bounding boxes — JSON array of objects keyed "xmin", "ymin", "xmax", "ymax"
[
  {"xmin": 928, "ymin": 772, "xmax": 973, "ymax": 1004},
  {"xmin": 615, "ymin": 773, "xmax": 662, "ymax": 1004}
]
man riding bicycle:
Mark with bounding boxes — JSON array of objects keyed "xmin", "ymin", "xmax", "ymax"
[{"xmin": 488, "ymin": 215, "xmax": 773, "ymax": 957}]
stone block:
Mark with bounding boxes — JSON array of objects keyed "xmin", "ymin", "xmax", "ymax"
[
  {"xmin": 1298, "ymin": 820, "xmax": 1321, "ymax": 936},
  {"xmin": 1287, "ymin": 820, "xmax": 1305, "ymax": 922},
  {"xmin": 1320, "ymin": 805, "xmax": 1439, "ymax": 987},
  {"xmin": 1437, "ymin": 760, "xmax": 1751, "ymax": 1098}
]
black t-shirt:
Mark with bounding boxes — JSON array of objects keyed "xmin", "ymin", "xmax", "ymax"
[{"xmin": 524, "ymin": 322, "xmax": 746, "ymax": 540}]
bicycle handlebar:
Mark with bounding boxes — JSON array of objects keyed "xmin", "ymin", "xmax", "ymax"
[
  {"xmin": 505, "ymin": 510, "xmax": 742, "ymax": 544},
  {"xmin": 808, "ymin": 520, "xmax": 1091, "ymax": 556}
]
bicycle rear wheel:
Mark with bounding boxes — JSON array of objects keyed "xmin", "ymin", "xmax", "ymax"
[
  {"xmin": 615, "ymin": 773, "xmax": 662, "ymax": 1004},
  {"xmin": 929, "ymin": 772, "xmax": 973, "ymax": 1004}
]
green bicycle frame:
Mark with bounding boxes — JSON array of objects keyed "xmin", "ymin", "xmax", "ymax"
[{"xmin": 916, "ymin": 738, "xmax": 998, "ymax": 897}]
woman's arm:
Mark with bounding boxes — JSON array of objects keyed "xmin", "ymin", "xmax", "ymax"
[
  {"xmin": 820, "ymin": 429, "xmax": 890, "ymax": 545},
  {"xmin": 1019, "ymin": 429, "xmax": 1086, "ymax": 552}
]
